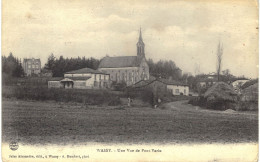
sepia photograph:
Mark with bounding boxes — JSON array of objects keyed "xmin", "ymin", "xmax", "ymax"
[{"xmin": 1, "ymin": 0, "xmax": 259, "ymax": 161}]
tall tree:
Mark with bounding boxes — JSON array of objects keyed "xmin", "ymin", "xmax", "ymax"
[
  {"xmin": 2, "ymin": 52, "xmax": 24, "ymax": 77},
  {"xmin": 216, "ymin": 42, "xmax": 223, "ymax": 81},
  {"xmin": 44, "ymin": 53, "xmax": 56, "ymax": 70}
]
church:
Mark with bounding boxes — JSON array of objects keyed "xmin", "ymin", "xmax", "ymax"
[{"xmin": 98, "ymin": 29, "xmax": 150, "ymax": 86}]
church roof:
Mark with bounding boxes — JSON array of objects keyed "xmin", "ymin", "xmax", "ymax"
[
  {"xmin": 65, "ymin": 67, "xmax": 106, "ymax": 74},
  {"xmin": 99, "ymin": 56, "xmax": 143, "ymax": 68}
]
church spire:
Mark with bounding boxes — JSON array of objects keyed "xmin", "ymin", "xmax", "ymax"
[
  {"xmin": 137, "ymin": 27, "xmax": 145, "ymax": 58},
  {"xmin": 139, "ymin": 27, "xmax": 143, "ymax": 42}
]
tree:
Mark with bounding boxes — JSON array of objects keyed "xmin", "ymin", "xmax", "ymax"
[
  {"xmin": 147, "ymin": 58, "xmax": 181, "ymax": 80},
  {"xmin": 2, "ymin": 52, "xmax": 24, "ymax": 78},
  {"xmin": 216, "ymin": 42, "xmax": 223, "ymax": 82},
  {"xmin": 44, "ymin": 53, "xmax": 56, "ymax": 70},
  {"xmin": 43, "ymin": 54, "xmax": 101, "ymax": 77}
]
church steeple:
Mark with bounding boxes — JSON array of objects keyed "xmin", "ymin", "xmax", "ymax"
[
  {"xmin": 137, "ymin": 28, "xmax": 145, "ymax": 58},
  {"xmin": 139, "ymin": 28, "xmax": 143, "ymax": 42}
]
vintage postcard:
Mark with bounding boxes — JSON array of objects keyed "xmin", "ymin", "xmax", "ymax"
[{"xmin": 1, "ymin": 0, "xmax": 258, "ymax": 161}]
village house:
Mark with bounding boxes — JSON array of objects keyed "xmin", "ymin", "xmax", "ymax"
[
  {"xmin": 48, "ymin": 67, "xmax": 110, "ymax": 89},
  {"xmin": 98, "ymin": 28, "xmax": 149, "ymax": 86},
  {"xmin": 231, "ymin": 79, "xmax": 249, "ymax": 93},
  {"xmin": 161, "ymin": 79, "xmax": 189, "ymax": 96},
  {"xmin": 196, "ymin": 74, "xmax": 218, "ymax": 88},
  {"xmin": 130, "ymin": 78, "xmax": 189, "ymax": 96},
  {"xmin": 22, "ymin": 58, "xmax": 41, "ymax": 76}
]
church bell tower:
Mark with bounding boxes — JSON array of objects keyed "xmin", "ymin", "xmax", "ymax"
[{"xmin": 137, "ymin": 28, "xmax": 145, "ymax": 58}]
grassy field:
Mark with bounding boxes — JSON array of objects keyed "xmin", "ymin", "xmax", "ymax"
[{"xmin": 2, "ymin": 98, "xmax": 258, "ymax": 145}]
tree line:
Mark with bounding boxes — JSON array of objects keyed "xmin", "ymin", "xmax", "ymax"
[
  {"xmin": 3, "ymin": 53, "xmax": 184, "ymax": 79},
  {"xmin": 44, "ymin": 54, "xmax": 183, "ymax": 78},
  {"xmin": 2, "ymin": 53, "xmax": 24, "ymax": 77},
  {"xmin": 147, "ymin": 59, "xmax": 182, "ymax": 80},
  {"xmin": 44, "ymin": 53, "xmax": 100, "ymax": 77}
]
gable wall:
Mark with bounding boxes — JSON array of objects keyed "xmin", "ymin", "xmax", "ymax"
[{"xmin": 99, "ymin": 67, "xmax": 141, "ymax": 86}]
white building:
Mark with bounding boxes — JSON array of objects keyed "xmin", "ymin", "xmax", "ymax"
[
  {"xmin": 48, "ymin": 67, "xmax": 110, "ymax": 89},
  {"xmin": 130, "ymin": 78, "xmax": 190, "ymax": 96},
  {"xmin": 231, "ymin": 79, "xmax": 249, "ymax": 93},
  {"xmin": 161, "ymin": 79, "xmax": 189, "ymax": 96}
]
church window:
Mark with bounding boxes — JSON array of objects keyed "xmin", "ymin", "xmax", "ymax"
[
  {"xmin": 122, "ymin": 73, "xmax": 125, "ymax": 81},
  {"xmin": 94, "ymin": 74, "xmax": 96, "ymax": 80},
  {"xmin": 94, "ymin": 81, "xmax": 98, "ymax": 87},
  {"xmin": 129, "ymin": 73, "xmax": 131, "ymax": 81}
]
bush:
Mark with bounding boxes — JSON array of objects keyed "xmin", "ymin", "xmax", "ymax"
[
  {"xmin": 205, "ymin": 100, "xmax": 237, "ymax": 110},
  {"xmin": 108, "ymin": 97, "xmax": 121, "ymax": 106},
  {"xmin": 2, "ymin": 85, "xmax": 124, "ymax": 106},
  {"xmin": 111, "ymin": 81, "xmax": 127, "ymax": 91},
  {"xmin": 188, "ymin": 96, "xmax": 207, "ymax": 107},
  {"xmin": 236, "ymin": 101, "xmax": 258, "ymax": 111},
  {"xmin": 124, "ymin": 88, "xmax": 154, "ymax": 105}
]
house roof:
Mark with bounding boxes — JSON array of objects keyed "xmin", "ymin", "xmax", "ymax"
[
  {"xmin": 60, "ymin": 78, "xmax": 74, "ymax": 82},
  {"xmin": 129, "ymin": 78, "xmax": 188, "ymax": 89},
  {"xmin": 129, "ymin": 80, "xmax": 150, "ymax": 88},
  {"xmin": 231, "ymin": 79, "xmax": 249, "ymax": 85},
  {"xmin": 198, "ymin": 78, "xmax": 218, "ymax": 82},
  {"xmin": 158, "ymin": 78, "xmax": 188, "ymax": 86},
  {"xmin": 66, "ymin": 77, "xmax": 91, "ymax": 81},
  {"xmin": 99, "ymin": 56, "xmax": 143, "ymax": 68},
  {"xmin": 24, "ymin": 58, "xmax": 41, "ymax": 62},
  {"xmin": 241, "ymin": 79, "xmax": 258, "ymax": 89},
  {"xmin": 65, "ymin": 67, "xmax": 106, "ymax": 74}
]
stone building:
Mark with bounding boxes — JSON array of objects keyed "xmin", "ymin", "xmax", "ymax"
[
  {"xmin": 98, "ymin": 29, "xmax": 149, "ymax": 86},
  {"xmin": 22, "ymin": 58, "xmax": 41, "ymax": 76}
]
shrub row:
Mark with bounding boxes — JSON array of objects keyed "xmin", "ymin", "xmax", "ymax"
[
  {"xmin": 188, "ymin": 96, "xmax": 258, "ymax": 111},
  {"xmin": 3, "ymin": 86, "xmax": 122, "ymax": 106}
]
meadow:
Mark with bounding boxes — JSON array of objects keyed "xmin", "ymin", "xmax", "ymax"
[{"xmin": 2, "ymin": 98, "xmax": 258, "ymax": 145}]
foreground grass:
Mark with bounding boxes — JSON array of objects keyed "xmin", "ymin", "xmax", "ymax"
[{"xmin": 2, "ymin": 99, "xmax": 258, "ymax": 145}]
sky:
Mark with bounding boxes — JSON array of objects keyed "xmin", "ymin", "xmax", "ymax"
[{"xmin": 2, "ymin": 0, "xmax": 259, "ymax": 78}]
